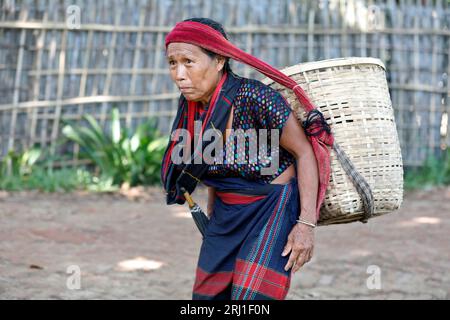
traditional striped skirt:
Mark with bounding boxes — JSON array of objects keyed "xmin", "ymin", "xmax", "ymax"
[{"xmin": 192, "ymin": 176, "xmax": 299, "ymax": 300}]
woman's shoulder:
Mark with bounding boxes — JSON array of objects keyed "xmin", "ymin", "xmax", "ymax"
[
  {"xmin": 237, "ymin": 76, "xmax": 283, "ymax": 101},
  {"xmin": 235, "ymin": 76, "xmax": 290, "ymax": 112},
  {"xmin": 233, "ymin": 75, "xmax": 292, "ymax": 129}
]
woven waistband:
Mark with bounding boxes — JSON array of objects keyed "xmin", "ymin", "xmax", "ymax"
[{"xmin": 215, "ymin": 191, "xmax": 267, "ymax": 205}]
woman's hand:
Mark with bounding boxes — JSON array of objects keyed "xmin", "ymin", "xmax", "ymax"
[
  {"xmin": 279, "ymin": 114, "xmax": 318, "ymax": 274},
  {"xmin": 282, "ymin": 223, "xmax": 315, "ymax": 274}
]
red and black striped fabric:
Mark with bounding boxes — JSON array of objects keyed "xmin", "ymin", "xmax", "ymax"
[{"xmin": 193, "ymin": 175, "xmax": 300, "ymax": 300}]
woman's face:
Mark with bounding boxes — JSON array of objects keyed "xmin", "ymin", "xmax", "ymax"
[{"xmin": 166, "ymin": 42, "xmax": 225, "ymax": 105}]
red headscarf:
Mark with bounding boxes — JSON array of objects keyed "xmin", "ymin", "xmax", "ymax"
[{"xmin": 165, "ymin": 21, "xmax": 334, "ymax": 219}]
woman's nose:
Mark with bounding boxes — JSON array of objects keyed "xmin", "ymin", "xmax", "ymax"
[{"xmin": 175, "ymin": 65, "xmax": 187, "ymax": 81}]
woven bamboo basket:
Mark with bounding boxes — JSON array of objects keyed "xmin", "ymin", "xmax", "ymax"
[{"xmin": 261, "ymin": 57, "xmax": 404, "ymax": 226}]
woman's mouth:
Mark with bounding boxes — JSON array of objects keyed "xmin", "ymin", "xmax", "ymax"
[{"xmin": 179, "ymin": 87, "xmax": 193, "ymax": 93}]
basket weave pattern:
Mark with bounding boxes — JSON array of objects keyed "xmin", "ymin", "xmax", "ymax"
[{"xmin": 262, "ymin": 57, "xmax": 404, "ymax": 225}]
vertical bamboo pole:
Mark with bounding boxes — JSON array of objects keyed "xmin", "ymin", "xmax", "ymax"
[
  {"xmin": 78, "ymin": 37, "xmax": 93, "ymax": 106},
  {"xmin": 340, "ymin": 0, "xmax": 349, "ymax": 58},
  {"xmin": 428, "ymin": 0, "xmax": 439, "ymax": 158},
  {"xmin": 413, "ymin": 9, "xmax": 421, "ymax": 164},
  {"xmin": 396, "ymin": 0, "xmax": 407, "ymax": 164},
  {"xmin": 323, "ymin": 0, "xmax": 331, "ymax": 59},
  {"xmin": 379, "ymin": 1, "xmax": 388, "ymax": 64},
  {"xmin": 40, "ymin": 0, "xmax": 58, "ymax": 149},
  {"xmin": 289, "ymin": 0, "xmax": 299, "ymax": 65},
  {"xmin": 73, "ymin": 28, "xmax": 94, "ymax": 163},
  {"xmin": 49, "ymin": 28, "xmax": 67, "ymax": 158},
  {"xmin": 307, "ymin": 8, "xmax": 315, "ymax": 62},
  {"xmin": 446, "ymin": 4, "xmax": 450, "ymax": 151},
  {"xmin": 150, "ymin": 0, "xmax": 165, "ymax": 121},
  {"xmin": 8, "ymin": 5, "xmax": 28, "ymax": 152},
  {"xmin": 126, "ymin": 4, "xmax": 146, "ymax": 128},
  {"xmin": 360, "ymin": 2, "xmax": 367, "ymax": 58},
  {"xmin": 29, "ymin": 7, "xmax": 48, "ymax": 149},
  {"xmin": 100, "ymin": 7, "xmax": 121, "ymax": 126}
]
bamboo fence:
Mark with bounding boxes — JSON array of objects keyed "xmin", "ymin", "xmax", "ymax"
[{"xmin": 0, "ymin": 0, "xmax": 449, "ymax": 167}]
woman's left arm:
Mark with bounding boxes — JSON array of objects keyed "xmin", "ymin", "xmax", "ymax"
[{"xmin": 279, "ymin": 112, "xmax": 319, "ymax": 274}]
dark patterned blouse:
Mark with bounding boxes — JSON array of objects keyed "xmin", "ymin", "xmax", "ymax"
[{"xmin": 205, "ymin": 77, "xmax": 296, "ymax": 183}]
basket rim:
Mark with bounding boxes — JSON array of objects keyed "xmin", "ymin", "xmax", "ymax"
[{"xmin": 261, "ymin": 57, "xmax": 386, "ymax": 85}]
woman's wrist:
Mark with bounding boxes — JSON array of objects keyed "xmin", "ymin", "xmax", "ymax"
[
  {"xmin": 297, "ymin": 207, "xmax": 317, "ymax": 227},
  {"xmin": 296, "ymin": 217, "xmax": 316, "ymax": 228}
]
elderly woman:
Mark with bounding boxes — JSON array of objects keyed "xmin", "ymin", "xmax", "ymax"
[{"xmin": 161, "ymin": 18, "xmax": 333, "ymax": 300}]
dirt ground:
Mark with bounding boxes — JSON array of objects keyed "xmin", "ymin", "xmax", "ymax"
[{"xmin": 0, "ymin": 185, "xmax": 449, "ymax": 300}]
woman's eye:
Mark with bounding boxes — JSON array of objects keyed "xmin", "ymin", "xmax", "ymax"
[{"xmin": 186, "ymin": 59, "xmax": 193, "ymax": 64}]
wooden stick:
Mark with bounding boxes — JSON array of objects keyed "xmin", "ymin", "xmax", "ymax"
[
  {"xmin": 8, "ymin": 6, "xmax": 28, "ymax": 152},
  {"xmin": 100, "ymin": 8, "xmax": 121, "ymax": 126},
  {"xmin": 126, "ymin": 5, "xmax": 146, "ymax": 128},
  {"xmin": 29, "ymin": 8, "xmax": 48, "ymax": 148},
  {"xmin": 49, "ymin": 28, "xmax": 67, "ymax": 159}
]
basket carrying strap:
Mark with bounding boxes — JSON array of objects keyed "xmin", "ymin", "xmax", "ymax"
[{"xmin": 332, "ymin": 141, "xmax": 375, "ymax": 223}]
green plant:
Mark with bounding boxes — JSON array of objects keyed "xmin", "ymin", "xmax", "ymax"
[
  {"xmin": 0, "ymin": 147, "xmax": 95, "ymax": 192},
  {"xmin": 2, "ymin": 167, "xmax": 90, "ymax": 192},
  {"xmin": 0, "ymin": 148, "xmax": 41, "ymax": 177},
  {"xmin": 62, "ymin": 108, "xmax": 168, "ymax": 187},
  {"xmin": 404, "ymin": 148, "xmax": 450, "ymax": 190}
]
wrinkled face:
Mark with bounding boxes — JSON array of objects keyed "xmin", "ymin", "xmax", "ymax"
[{"xmin": 166, "ymin": 42, "xmax": 225, "ymax": 104}]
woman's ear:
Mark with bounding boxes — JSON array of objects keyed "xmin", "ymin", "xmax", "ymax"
[{"xmin": 216, "ymin": 55, "xmax": 226, "ymax": 72}]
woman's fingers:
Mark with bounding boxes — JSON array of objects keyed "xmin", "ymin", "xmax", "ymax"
[
  {"xmin": 283, "ymin": 225, "xmax": 315, "ymax": 273},
  {"xmin": 281, "ymin": 237, "xmax": 293, "ymax": 257},
  {"xmin": 292, "ymin": 246, "xmax": 315, "ymax": 273},
  {"xmin": 308, "ymin": 246, "xmax": 314, "ymax": 262},
  {"xmin": 284, "ymin": 248, "xmax": 300, "ymax": 271},
  {"xmin": 292, "ymin": 250, "xmax": 308, "ymax": 273}
]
